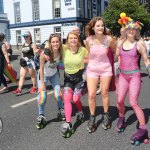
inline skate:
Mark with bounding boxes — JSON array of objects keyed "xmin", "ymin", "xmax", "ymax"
[
  {"xmin": 57, "ymin": 109, "xmax": 65, "ymax": 121},
  {"xmin": 116, "ymin": 117, "xmax": 126, "ymax": 132},
  {"xmin": 36, "ymin": 115, "xmax": 46, "ymax": 129},
  {"xmin": 61, "ymin": 122, "xmax": 74, "ymax": 138},
  {"xmin": 87, "ymin": 115, "xmax": 97, "ymax": 133},
  {"xmin": 102, "ymin": 112, "xmax": 111, "ymax": 130},
  {"xmin": 131, "ymin": 128, "xmax": 149, "ymax": 146}
]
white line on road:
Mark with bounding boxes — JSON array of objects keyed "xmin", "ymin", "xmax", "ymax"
[{"xmin": 10, "ymin": 91, "xmax": 54, "ymax": 108}]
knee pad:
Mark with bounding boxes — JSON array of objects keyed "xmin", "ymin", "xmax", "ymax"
[{"xmin": 37, "ymin": 91, "xmax": 47, "ymax": 106}]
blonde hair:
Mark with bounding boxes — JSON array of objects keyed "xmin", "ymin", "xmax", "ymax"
[
  {"xmin": 125, "ymin": 28, "xmax": 141, "ymax": 41},
  {"xmin": 65, "ymin": 31, "xmax": 81, "ymax": 48}
]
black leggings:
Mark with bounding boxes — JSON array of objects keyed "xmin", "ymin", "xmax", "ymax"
[{"xmin": 0, "ymin": 62, "xmax": 7, "ymax": 87}]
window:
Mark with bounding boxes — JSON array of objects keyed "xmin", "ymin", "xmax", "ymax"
[
  {"xmin": 54, "ymin": 27, "xmax": 61, "ymax": 36},
  {"xmin": 34, "ymin": 28, "xmax": 41, "ymax": 43},
  {"xmin": 16, "ymin": 30, "xmax": 22, "ymax": 44},
  {"xmin": 97, "ymin": 0, "xmax": 101, "ymax": 16},
  {"xmin": 104, "ymin": 1, "xmax": 108, "ymax": 10},
  {"xmin": 79, "ymin": 0, "xmax": 84, "ymax": 17},
  {"xmin": 32, "ymin": 0, "xmax": 40, "ymax": 21},
  {"xmin": 0, "ymin": 0, "xmax": 4, "ymax": 13},
  {"xmin": 14, "ymin": 2, "xmax": 21, "ymax": 23},
  {"xmin": 53, "ymin": 0, "xmax": 61, "ymax": 18},
  {"xmin": 87, "ymin": 1, "xmax": 92, "ymax": 19}
]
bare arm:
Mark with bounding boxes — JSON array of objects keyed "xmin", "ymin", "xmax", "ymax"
[
  {"xmin": 115, "ymin": 39, "xmax": 123, "ymax": 61},
  {"xmin": 2, "ymin": 43, "xmax": 11, "ymax": 65},
  {"xmin": 32, "ymin": 43, "xmax": 39, "ymax": 54},
  {"xmin": 137, "ymin": 41, "xmax": 150, "ymax": 76},
  {"xmin": 108, "ymin": 36, "xmax": 116, "ymax": 53}
]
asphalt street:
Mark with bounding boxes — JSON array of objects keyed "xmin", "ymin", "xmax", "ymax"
[{"xmin": 0, "ymin": 51, "xmax": 150, "ymax": 150}]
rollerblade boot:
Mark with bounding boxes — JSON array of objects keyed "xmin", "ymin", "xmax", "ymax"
[
  {"xmin": 102, "ymin": 112, "xmax": 111, "ymax": 130},
  {"xmin": 87, "ymin": 115, "xmax": 97, "ymax": 133},
  {"xmin": 61, "ymin": 122, "xmax": 74, "ymax": 138},
  {"xmin": 57, "ymin": 109, "xmax": 65, "ymax": 121},
  {"xmin": 36, "ymin": 115, "xmax": 46, "ymax": 129},
  {"xmin": 131, "ymin": 128, "xmax": 149, "ymax": 146},
  {"xmin": 76, "ymin": 111, "xmax": 84, "ymax": 124},
  {"xmin": 116, "ymin": 117, "xmax": 126, "ymax": 132}
]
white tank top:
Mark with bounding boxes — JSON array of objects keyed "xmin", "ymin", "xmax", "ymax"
[{"xmin": 44, "ymin": 56, "xmax": 60, "ymax": 77}]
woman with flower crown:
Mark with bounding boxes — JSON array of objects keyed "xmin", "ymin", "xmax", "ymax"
[{"xmin": 116, "ymin": 13, "xmax": 150, "ymax": 146}]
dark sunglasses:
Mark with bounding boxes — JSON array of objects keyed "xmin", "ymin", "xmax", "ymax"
[{"xmin": 23, "ymin": 36, "xmax": 29, "ymax": 38}]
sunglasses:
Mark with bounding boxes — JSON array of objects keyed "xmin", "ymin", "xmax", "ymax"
[{"xmin": 23, "ymin": 36, "xmax": 29, "ymax": 38}]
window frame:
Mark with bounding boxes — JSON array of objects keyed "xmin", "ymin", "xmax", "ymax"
[
  {"xmin": 14, "ymin": 2, "xmax": 21, "ymax": 23},
  {"xmin": 53, "ymin": 0, "xmax": 61, "ymax": 19},
  {"xmin": 32, "ymin": 0, "xmax": 40, "ymax": 21}
]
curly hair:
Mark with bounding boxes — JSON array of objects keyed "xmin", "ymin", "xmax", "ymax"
[
  {"xmin": 47, "ymin": 33, "xmax": 62, "ymax": 62},
  {"xmin": 85, "ymin": 17, "xmax": 107, "ymax": 37}
]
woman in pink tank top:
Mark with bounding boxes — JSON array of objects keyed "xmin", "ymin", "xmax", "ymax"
[
  {"xmin": 85, "ymin": 17, "xmax": 116, "ymax": 132},
  {"xmin": 116, "ymin": 20, "xmax": 150, "ymax": 145}
]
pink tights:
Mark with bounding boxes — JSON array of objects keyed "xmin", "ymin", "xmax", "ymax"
[
  {"xmin": 63, "ymin": 87, "xmax": 82, "ymax": 122},
  {"xmin": 117, "ymin": 73, "xmax": 146, "ymax": 126}
]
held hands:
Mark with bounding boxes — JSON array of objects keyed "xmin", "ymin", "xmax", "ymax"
[{"xmin": 7, "ymin": 63, "xmax": 12, "ymax": 68}]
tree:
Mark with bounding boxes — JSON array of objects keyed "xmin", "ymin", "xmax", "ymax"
[{"xmin": 103, "ymin": 0, "xmax": 150, "ymax": 36}]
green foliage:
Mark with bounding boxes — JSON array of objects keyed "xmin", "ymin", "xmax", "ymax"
[{"xmin": 103, "ymin": 0, "xmax": 150, "ymax": 36}]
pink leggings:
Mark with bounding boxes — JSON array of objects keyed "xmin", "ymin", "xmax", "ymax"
[
  {"xmin": 63, "ymin": 87, "xmax": 82, "ymax": 123},
  {"xmin": 117, "ymin": 72, "xmax": 145, "ymax": 126}
]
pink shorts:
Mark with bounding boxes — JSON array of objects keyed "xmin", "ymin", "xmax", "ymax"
[{"xmin": 86, "ymin": 67, "xmax": 113, "ymax": 78}]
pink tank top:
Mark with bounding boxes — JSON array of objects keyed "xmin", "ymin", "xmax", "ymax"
[
  {"xmin": 120, "ymin": 43, "xmax": 140, "ymax": 71},
  {"xmin": 87, "ymin": 36, "xmax": 111, "ymax": 72}
]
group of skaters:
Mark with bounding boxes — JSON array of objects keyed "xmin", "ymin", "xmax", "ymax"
[{"xmin": 0, "ymin": 13, "xmax": 150, "ymax": 145}]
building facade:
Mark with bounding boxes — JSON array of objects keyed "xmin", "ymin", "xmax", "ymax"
[
  {"xmin": 3, "ymin": 0, "xmax": 109, "ymax": 46},
  {"xmin": 0, "ymin": 0, "xmax": 9, "ymax": 40}
]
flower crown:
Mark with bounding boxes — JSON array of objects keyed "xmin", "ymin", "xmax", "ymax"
[{"xmin": 118, "ymin": 12, "xmax": 144, "ymax": 30}]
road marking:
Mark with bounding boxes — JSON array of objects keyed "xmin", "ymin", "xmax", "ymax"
[{"xmin": 10, "ymin": 91, "xmax": 54, "ymax": 108}]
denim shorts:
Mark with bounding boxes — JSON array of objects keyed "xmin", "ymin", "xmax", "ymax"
[{"xmin": 26, "ymin": 59, "xmax": 35, "ymax": 69}]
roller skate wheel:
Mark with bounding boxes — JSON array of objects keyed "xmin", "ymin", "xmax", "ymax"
[
  {"xmin": 71, "ymin": 129, "xmax": 74, "ymax": 134},
  {"xmin": 107, "ymin": 125, "xmax": 111, "ymax": 129},
  {"xmin": 36, "ymin": 125, "xmax": 40, "ymax": 129},
  {"xmin": 66, "ymin": 132, "xmax": 71, "ymax": 138},
  {"xmin": 135, "ymin": 141, "xmax": 140, "ymax": 146},
  {"xmin": 102, "ymin": 124, "xmax": 107, "ymax": 130},
  {"xmin": 131, "ymin": 140, "xmax": 135, "ymax": 145},
  {"xmin": 144, "ymin": 139, "xmax": 149, "ymax": 144}
]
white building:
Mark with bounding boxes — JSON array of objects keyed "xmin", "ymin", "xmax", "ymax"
[
  {"xmin": 3, "ymin": 0, "xmax": 109, "ymax": 46},
  {"xmin": 0, "ymin": 0, "xmax": 9, "ymax": 40}
]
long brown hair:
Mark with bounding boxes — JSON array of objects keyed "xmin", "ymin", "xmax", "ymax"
[
  {"xmin": 26, "ymin": 31, "xmax": 32, "ymax": 42},
  {"xmin": 47, "ymin": 33, "xmax": 62, "ymax": 62},
  {"xmin": 85, "ymin": 17, "xmax": 107, "ymax": 37},
  {"xmin": 65, "ymin": 31, "xmax": 81, "ymax": 48}
]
